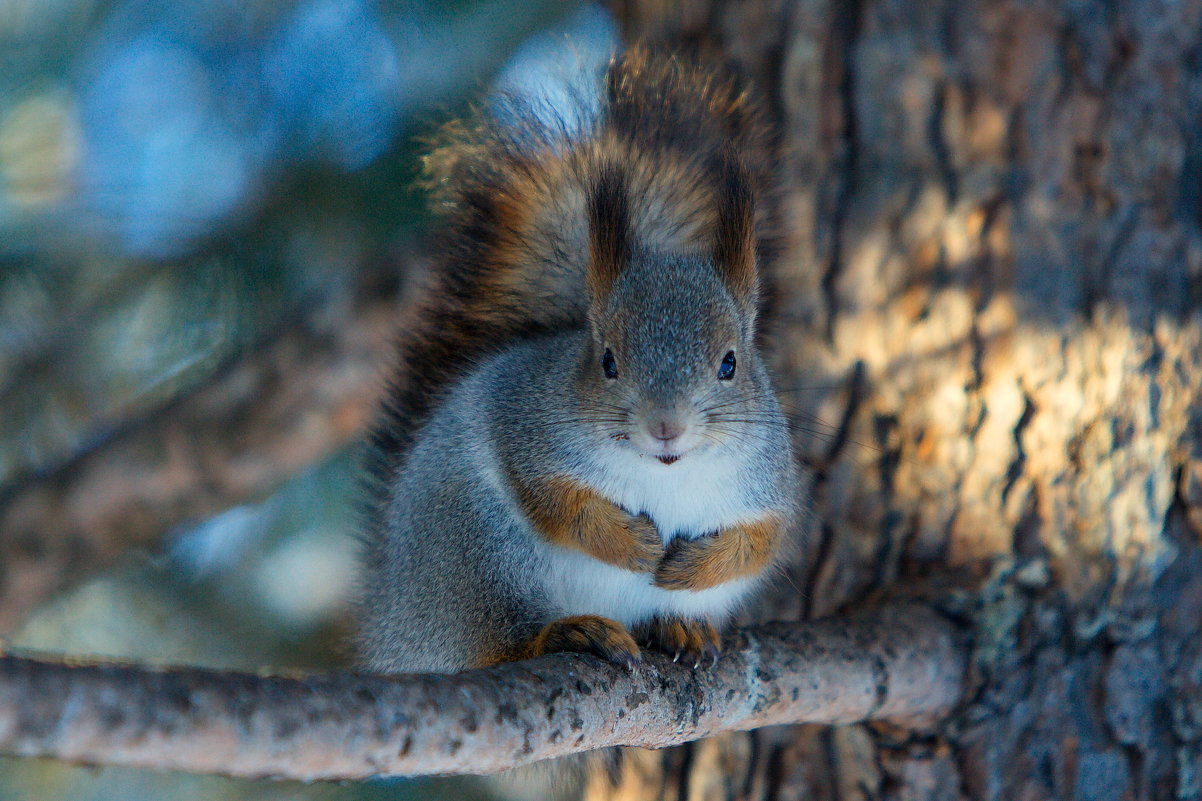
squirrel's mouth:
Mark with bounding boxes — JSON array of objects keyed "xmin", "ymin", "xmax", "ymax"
[{"xmin": 610, "ymin": 431, "xmax": 685, "ymax": 464}]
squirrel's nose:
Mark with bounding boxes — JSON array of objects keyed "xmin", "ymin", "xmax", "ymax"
[{"xmin": 651, "ymin": 419, "xmax": 686, "ymax": 443}]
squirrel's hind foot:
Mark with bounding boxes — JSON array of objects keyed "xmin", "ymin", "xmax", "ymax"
[
  {"xmin": 523, "ymin": 615, "xmax": 642, "ymax": 669},
  {"xmin": 634, "ymin": 616, "xmax": 721, "ymax": 669}
]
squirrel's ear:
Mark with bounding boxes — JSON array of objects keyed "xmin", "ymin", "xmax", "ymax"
[
  {"xmin": 586, "ymin": 162, "xmax": 629, "ymax": 301},
  {"xmin": 713, "ymin": 150, "xmax": 759, "ymax": 311}
]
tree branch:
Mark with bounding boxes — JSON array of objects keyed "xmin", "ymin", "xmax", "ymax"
[
  {"xmin": 0, "ymin": 605, "xmax": 963, "ymax": 781},
  {"xmin": 0, "ymin": 272, "xmax": 401, "ymax": 633}
]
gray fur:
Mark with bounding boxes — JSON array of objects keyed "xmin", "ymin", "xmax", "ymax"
[{"xmin": 359, "ymin": 249, "xmax": 799, "ymax": 674}]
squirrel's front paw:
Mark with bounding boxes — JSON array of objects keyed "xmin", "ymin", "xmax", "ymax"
[
  {"xmin": 582, "ymin": 508, "xmax": 662, "ymax": 572},
  {"xmin": 617, "ymin": 512, "xmax": 664, "ymax": 572},
  {"xmin": 634, "ymin": 616, "xmax": 720, "ymax": 668},
  {"xmin": 654, "ymin": 535, "xmax": 730, "ymax": 591},
  {"xmin": 655, "ymin": 518, "xmax": 780, "ymax": 591},
  {"xmin": 525, "ymin": 615, "xmax": 642, "ymax": 668}
]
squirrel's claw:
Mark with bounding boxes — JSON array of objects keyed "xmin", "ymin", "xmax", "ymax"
[{"xmin": 634, "ymin": 616, "xmax": 721, "ymax": 669}]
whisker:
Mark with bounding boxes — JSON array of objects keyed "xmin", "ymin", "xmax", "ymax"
[
  {"xmin": 709, "ymin": 423, "xmax": 837, "ymax": 442},
  {"xmin": 772, "ymin": 384, "xmax": 846, "ymax": 394},
  {"xmin": 707, "ymin": 418, "xmax": 897, "ymax": 458},
  {"xmin": 523, "ymin": 418, "xmax": 630, "ymax": 431}
]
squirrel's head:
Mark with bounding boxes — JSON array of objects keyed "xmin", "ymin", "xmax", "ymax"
[{"xmin": 579, "ymin": 156, "xmax": 768, "ymax": 466}]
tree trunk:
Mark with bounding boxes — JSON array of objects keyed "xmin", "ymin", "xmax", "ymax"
[{"xmin": 594, "ymin": 1, "xmax": 1202, "ymax": 798}]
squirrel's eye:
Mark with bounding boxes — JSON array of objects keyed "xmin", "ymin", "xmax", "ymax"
[
  {"xmin": 602, "ymin": 348, "xmax": 619, "ymax": 379},
  {"xmin": 718, "ymin": 351, "xmax": 737, "ymax": 380}
]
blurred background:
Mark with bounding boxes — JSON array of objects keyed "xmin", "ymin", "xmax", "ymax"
[{"xmin": 0, "ymin": 0, "xmax": 616, "ymax": 798}]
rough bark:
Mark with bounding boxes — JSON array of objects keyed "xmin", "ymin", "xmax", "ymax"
[
  {"xmin": 599, "ymin": 1, "xmax": 1202, "ymax": 799},
  {"xmin": 0, "ymin": 269, "xmax": 403, "ymax": 634},
  {"xmin": 0, "ymin": 607, "xmax": 962, "ymax": 780}
]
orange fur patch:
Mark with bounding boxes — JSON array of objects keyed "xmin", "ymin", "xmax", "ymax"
[
  {"xmin": 654, "ymin": 515, "xmax": 783, "ymax": 591},
  {"xmin": 522, "ymin": 615, "xmax": 640, "ymax": 664},
  {"xmin": 514, "ymin": 475, "xmax": 663, "ymax": 572}
]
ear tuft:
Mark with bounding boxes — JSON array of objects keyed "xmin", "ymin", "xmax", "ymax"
[
  {"xmin": 712, "ymin": 149, "xmax": 758, "ymax": 308},
  {"xmin": 587, "ymin": 161, "xmax": 630, "ymax": 301}
]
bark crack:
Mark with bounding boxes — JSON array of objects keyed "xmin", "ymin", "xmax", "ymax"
[
  {"xmin": 929, "ymin": 81, "xmax": 959, "ymax": 205},
  {"xmin": 821, "ymin": 0, "xmax": 866, "ymax": 344},
  {"xmin": 1000, "ymin": 388, "xmax": 1037, "ymax": 507}
]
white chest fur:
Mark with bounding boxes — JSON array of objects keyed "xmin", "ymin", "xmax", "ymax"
[
  {"xmin": 536, "ymin": 442, "xmax": 765, "ymax": 626},
  {"xmin": 539, "ymin": 546, "xmax": 759, "ymax": 627},
  {"xmin": 589, "ymin": 442, "xmax": 757, "ymax": 541}
]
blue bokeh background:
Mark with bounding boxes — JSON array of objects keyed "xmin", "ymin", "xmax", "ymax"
[{"xmin": 0, "ymin": 1, "xmax": 616, "ymax": 798}]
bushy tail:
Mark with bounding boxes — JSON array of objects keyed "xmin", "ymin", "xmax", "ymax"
[{"xmin": 366, "ymin": 45, "xmax": 775, "ymax": 489}]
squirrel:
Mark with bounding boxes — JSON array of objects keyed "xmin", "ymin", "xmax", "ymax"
[{"xmin": 357, "ymin": 46, "xmax": 801, "ymax": 674}]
